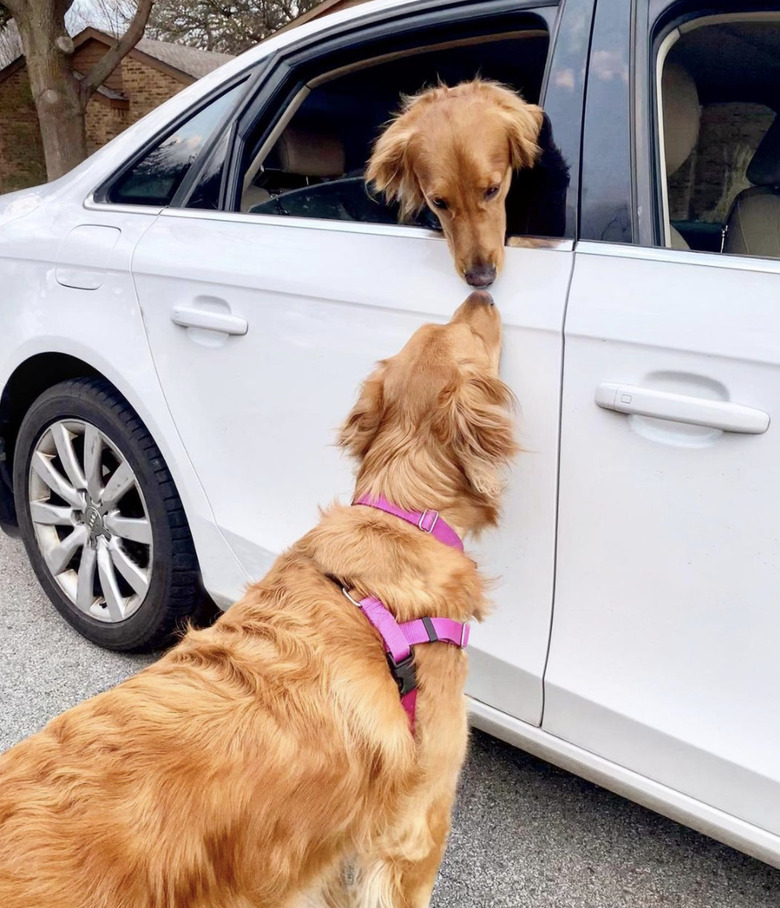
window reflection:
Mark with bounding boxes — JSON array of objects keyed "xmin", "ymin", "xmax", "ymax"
[
  {"xmin": 109, "ymin": 81, "xmax": 245, "ymax": 207},
  {"xmin": 187, "ymin": 130, "xmax": 231, "ymax": 210}
]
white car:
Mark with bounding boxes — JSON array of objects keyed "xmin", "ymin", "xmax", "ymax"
[{"xmin": 2, "ymin": 0, "xmax": 780, "ymax": 870}]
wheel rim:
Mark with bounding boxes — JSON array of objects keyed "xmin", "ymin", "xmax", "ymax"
[{"xmin": 27, "ymin": 419, "xmax": 153, "ymax": 623}]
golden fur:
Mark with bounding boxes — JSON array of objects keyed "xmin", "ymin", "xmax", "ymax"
[
  {"xmin": 0, "ymin": 290, "xmax": 517, "ymax": 908},
  {"xmin": 367, "ymin": 79, "xmax": 544, "ymax": 287}
]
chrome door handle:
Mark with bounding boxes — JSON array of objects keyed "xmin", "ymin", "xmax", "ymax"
[
  {"xmin": 171, "ymin": 306, "xmax": 248, "ymax": 336},
  {"xmin": 595, "ymin": 383, "xmax": 770, "ymax": 434}
]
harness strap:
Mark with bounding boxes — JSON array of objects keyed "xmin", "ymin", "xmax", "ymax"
[
  {"xmin": 399, "ymin": 615, "xmax": 471, "ymax": 648},
  {"xmin": 353, "ymin": 495, "xmax": 463, "ymax": 551},
  {"xmin": 344, "ymin": 589, "xmax": 469, "ymax": 735},
  {"xmin": 345, "ymin": 496, "xmax": 469, "ymax": 734}
]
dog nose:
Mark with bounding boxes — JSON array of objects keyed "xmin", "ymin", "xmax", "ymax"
[
  {"xmin": 465, "ymin": 290, "xmax": 494, "ymax": 307},
  {"xmin": 464, "ymin": 264, "xmax": 497, "ymax": 288}
]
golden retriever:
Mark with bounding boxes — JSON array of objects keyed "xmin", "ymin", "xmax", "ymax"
[
  {"xmin": 367, "ymin": 79, "xmax": 544, "ymax": 288},
  {"xmin": 0, "ymin": 290, "xmax": 516, "ymax": 908}
]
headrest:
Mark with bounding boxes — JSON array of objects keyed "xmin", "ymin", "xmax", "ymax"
[
  {"xmin": 276, "ymin": 126, "xmax": 345, "ymax": 177},
  {"xmin": 747, "ymin": 117, "xmax": 780, "ymax": 187},
  {"xmin": 662, "ymin": 62, "xmax": 700, "ymax": 175}
]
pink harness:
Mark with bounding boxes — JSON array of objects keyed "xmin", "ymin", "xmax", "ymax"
[{"xmin": 348, "ymin": 495, "xmax": 470, "ymax": 734}]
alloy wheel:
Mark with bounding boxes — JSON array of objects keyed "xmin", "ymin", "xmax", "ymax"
[{"xmin": 27, "ymin": 419, "xmax": 153, "ymax": 623}]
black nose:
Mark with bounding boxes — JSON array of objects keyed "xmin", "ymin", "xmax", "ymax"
[
  {"xmin": 465, "ymin": 264, "xmax": 497, "ymax": 288},
  {"xmin": 465, "ymin": 290, "xmax": 494, "ymax": 307}
]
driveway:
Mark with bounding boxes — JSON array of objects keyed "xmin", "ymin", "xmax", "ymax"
[{"xmin": 1, "ymin": 530, "xmax": 779, "ymax": 907}]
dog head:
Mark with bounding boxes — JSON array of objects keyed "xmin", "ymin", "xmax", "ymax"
[
  {"xmin": 367, "ymin": 80, "xmax": 544, "ymax": 288},
  {"xmin": 341, "ymin": 291, "xmax": 517, "ymax": 534}
]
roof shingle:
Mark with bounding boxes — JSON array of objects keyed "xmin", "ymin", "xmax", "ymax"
[{"xmin": 134, "ymin": 37, "xmax": 234, "ymax": 79}]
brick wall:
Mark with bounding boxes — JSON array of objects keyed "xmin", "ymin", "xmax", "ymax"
[
  {"xmin": 85, "ymin": 101, "xmax": 129, "ymax": 155},
  {"xmin": 0, "ymin": 53, "xmax": 190, "ymax": 194},
  {"xmin": 121, "ymin": 57, "xmax": 186, "ymax": 124}
]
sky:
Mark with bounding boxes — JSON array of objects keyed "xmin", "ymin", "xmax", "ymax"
[{"xmin": 0, "ymin": 0, "xmax": 133, "ymax": 66}]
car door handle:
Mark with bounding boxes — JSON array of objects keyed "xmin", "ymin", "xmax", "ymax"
[
  {"xmin": 171, "ymin": 306, "xmax": 248, "ymax": 336},
  {"xmin": 595, "ymin": 383, "xmax": 770, "ymax": 434}
]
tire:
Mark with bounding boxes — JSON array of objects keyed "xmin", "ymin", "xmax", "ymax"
[{"xmin": 13, "ymin": 377, "xmax": 208, "ymax": 652}]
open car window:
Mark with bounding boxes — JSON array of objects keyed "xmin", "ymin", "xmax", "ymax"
[
  {"xmin": 230, "ymin": 20, "xmax": 568, "ymax": 240},
  {"xmin": 660, "ymin": 18, "xmax": 780, "ymax": 259}
]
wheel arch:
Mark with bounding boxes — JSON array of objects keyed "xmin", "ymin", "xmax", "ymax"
[
  {"xmin": 0, "ymin": 353, "xmax": 101, "ymax": 531},
  {"xmin": 0, "ymin": 346, "xmax": 248, "ymax": 608}
]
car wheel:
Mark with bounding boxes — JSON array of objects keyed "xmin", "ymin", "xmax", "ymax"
[{"xmin": 13, "ymin": 377, "xmax": 207, "ymax": 652}]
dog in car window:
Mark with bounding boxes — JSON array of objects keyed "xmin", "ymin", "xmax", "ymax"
[
  {"xmin": 0, "ymin": 290, "xmax": 516, "ymax": 908},
  {"xmin": 367, "ymin": 78, "xmax": 568, "ymax": 287}
]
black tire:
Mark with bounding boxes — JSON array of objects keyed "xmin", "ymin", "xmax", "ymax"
[{"xmin": 13, "ymin": 377, "xmax": 209, "ymax": 652}]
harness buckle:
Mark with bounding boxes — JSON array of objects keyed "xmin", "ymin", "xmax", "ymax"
[
  {"xmin": 386, "ymin": 651, "xmax": 417, "ymax": 696},
  {"xmin": 418, "ymin": 509, "xmax": 439, "ymax": 533}
]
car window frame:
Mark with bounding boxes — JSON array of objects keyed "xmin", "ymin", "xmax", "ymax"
[
  {"xmin": 578, "ymin": 0, "xmax": 636, "ymax": 245},
  {"xmin": 194, "ymin": 0, "xmax": 591, "ymax": 242},
  {"xmin": 635, "ymin": 0, "xmax": 780, "ymax": 252},
  {"xmin": 233, "ymin": 27, "xmax": 553, "ymax": 224},
  {"xmin": 541, "ymin": 0, "xmax": 596, "ymax": 239},
  {"xmin": 227, "ymin": 0, "xmax": 559, "ymax": 214}
]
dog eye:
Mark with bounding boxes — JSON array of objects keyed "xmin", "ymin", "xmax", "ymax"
[
  {"xmin": 431, "ymin": 197, "xmax": 448, "ymax": 210},
  {"xmin": 484, "ymin": 185, "xmax": 500, "ymax": 200}
]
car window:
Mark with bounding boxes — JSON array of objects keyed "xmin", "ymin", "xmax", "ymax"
[
  {"xmin": 658, "ymin": 19, "xmax": 780, "ymax": 259},
  {"xmin": 229, "ymin": 15, "xmax": 567, "ymax": 240},
  {"xmin": 107, "ymin": 81, "xmax": 245, "ymax": 207}
]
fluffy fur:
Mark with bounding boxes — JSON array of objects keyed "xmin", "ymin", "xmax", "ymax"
[
  {"xmin": 0, "ymin": 291, "xmax": 517, "ymax": 908},
  {"xmin": 367, "ymin": 79, "xmax": 544, "ymax": 287}
]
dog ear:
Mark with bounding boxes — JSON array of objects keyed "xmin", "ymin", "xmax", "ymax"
[
  {"xmin": 366, "ymin": 118, "xmax": 425, "ymax": 220},
  {"xmin": 435, "ymin": 373, "xmax": 518, "ymax": 500},
  {"xmin": 495, "ymin": 90, "xmax": 544, "ymax": 171},
  {"xmin": 340, "ymin": 365, "xmax": 386, "ymax": 460}
]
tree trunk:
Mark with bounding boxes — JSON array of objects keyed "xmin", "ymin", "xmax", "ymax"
[
  {"xmin": 15, "ymin": 6, "xmax": 87, "ymax": 180},
  {"xmin": 7, "ymin": 0, "xmax": 154, "ymax": 182}
]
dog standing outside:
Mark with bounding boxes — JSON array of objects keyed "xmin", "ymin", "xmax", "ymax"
[{"xmin": 0, "ymin": 290, "xmax": 517, "ymax": 908}]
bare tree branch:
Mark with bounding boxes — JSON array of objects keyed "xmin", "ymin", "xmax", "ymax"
[
  {"xmin": 147, "ymin": 0, "xmax": 319, "ymax": 55},
  {"xmin": 79, "ymin": 0, "xmax": 153, "ymax": 103}
]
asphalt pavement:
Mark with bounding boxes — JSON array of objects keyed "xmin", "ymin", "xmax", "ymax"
[{"xmin": 2, "ymin": 529, "xmax": 780, "ymax": 907}]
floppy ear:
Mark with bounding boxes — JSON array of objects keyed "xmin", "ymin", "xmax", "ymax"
[
  {"xmin": 339, "ymin": 365, "xmax": 386, "ymax": 460},
  {"xmin": 366, "ymin": 117, "xmax": 425, "ymax": 220},
  {"xmin": 493, "ymin": 89, "xmax": 544, "ymax": 171},
  {"xmin": 435, "ymin": 373, "xmax": 518, "ymax": 499}
]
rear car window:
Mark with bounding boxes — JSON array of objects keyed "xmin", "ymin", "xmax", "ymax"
[{"xmin": 658, "ymin": 18, "xmax": 780, "ymax": 258}]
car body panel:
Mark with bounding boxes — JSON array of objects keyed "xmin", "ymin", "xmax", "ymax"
[
  {"xmin": 547, "ymin": 241, "xmax": 780, "ymax": 837},
  {"xmin": 0, "ymin": 193, "xmax": 249, "ymax": 606},
  {"xmin": 471, "ymin": 697, "xmax": 780, "ymax": 870},
  {"xmin": 131, "ymin": 205, "xmax": 572, "ymax": 725}
]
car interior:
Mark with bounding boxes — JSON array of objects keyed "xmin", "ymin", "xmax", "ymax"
[
  {"xmin": 238, "ymin": 27, "xmax": 551, "ymax": 233},
  {"xmin": 662, "ymin": 19, "xmax": 780, "ymax": 259}
]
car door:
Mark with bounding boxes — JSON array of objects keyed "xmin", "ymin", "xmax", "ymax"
[
  {"xmin": 129, "ymin": 0, "xmax": 592, "ymax": 725},
  {"xmin": 545, "ymin": 0, "xmax": 780, "ymax": 837}
]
